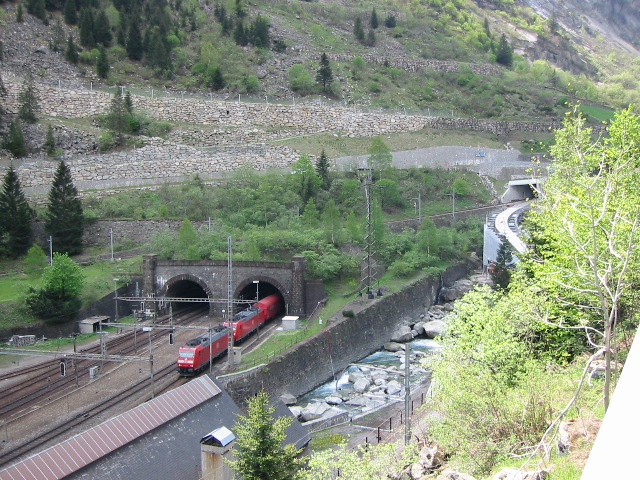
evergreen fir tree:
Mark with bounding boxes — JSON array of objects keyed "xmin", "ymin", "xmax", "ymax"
[
  {"xmin": 316, "ymin": 52, "xmax": 334, "ymax": 92},
  {"xmin": 126, "ymin": 18, "xmax": 143, "ymax": 60},
  {"xmin": 45, "ymin": 161, "xmax": 84, "ymax": 255},
  {"xmin": 50, "ymin": 21, "xmax": 65, "ymax": 53},
  {"xmin": 228, "ymin": 391, "xmax": 304, "ymax": 480},
  {"xmin": 32, "ymin": 0, "xmax": 47, "ymax": 24},
  {"xmin": 0, "ymin": 166, "xmax": 33, "ymax": 257},
  {"xmin": 234, "ymin": 20, "xmax": 247, "ymax": 46},
  {"xmin": 44, "ymin": 124, "xmax": 56, "ymax": 155},
  {"xmin": 235, "ymin": 0, "xmax": 246, "ymax": 19},
  {"xmin": 124, "ymin": 91, "xmax": 133, "ymax": 113},
  {"xmin": 116, "ymin": 21, "xmax": 127, "ymax": 46},
  {"xmin": 315, "ymin": 149, "xmax": 330, "ymax": 189},
  {"xmin": 148, "ymin": 31, "xmax": 172, "ymax": 73},
  {"xmin": 2, "ymin": 120, "xmax": 28, "ymax": 158},
  {"xmin": 496, "ymin": 33, "xmax": 513, "ymax": 67},
  {"xmin": 370, "ymin": 7, "xmax": 378, "ymax": 29},
  {"xmin": 63, "ymin": 0, "xmax": 77, "ymax": 25},
  {"xmin": 106, "ymin": 89, "xmax": 130, "ymax": 144},
  {"xmin": 490, "ymin": 235, "xmax": 513, "ymax": 290},
  {"xmin": 96, "ymin": 45, "xmax": 110, "ymax": 78},
  {"xmin": 251, "ymin": 15, "xmax": 270, "ymax": 48},
  {"xmin": 384, "ymin": 14, "xmax": 396, "ymax": 28},
  {"xmin": 354, "ymin": 17, "xmax": 365, "ymax": 43},
  {"xmin": 366, "ymin": 28, "xmax": 376, "ymax": 46},
  {"xmin": 16, "ymin": 3, "xmax": 24, "ymax": 22},
  {"xmin": 18, "ymin": 72, "xmax": 39, "ymax": 124},
  {"xmin": 65, "ymin": 34, "xmax": 79, "ymax": 64},
  {"xmin": 94, "ymin": 9, "xmax": 112, "ymax": 46},
  {"xmin": 79, "ymin": 7, "xmax": 96, "ymax": 48},
  {"xmin": 208, "ymin": 66, "xmax": 225, "ymax": 91}
]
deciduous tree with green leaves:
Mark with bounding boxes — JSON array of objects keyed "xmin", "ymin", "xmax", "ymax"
[
  {"xmin": 290, "ymin": 154, "xmax": 321, "ymax": 205},
  {"xmin": 227, "ymin": 390, "xmax": 304, "ymax": 480},
  {"xmin": 525, "ymin": 107, "xmax": 640, "ymax": 411},
  {"xmin": 26, "ymin": 253, "xmax": 84, "ymax": 322},
  {"xmin": 367, "ymin": 136, "xmax": 392, "ymax": 177}
]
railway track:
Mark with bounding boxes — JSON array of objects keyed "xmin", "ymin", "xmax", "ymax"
[
  {"xmin": 0, "ymin": 307, "xmax": 204, "ymax": 424},
  {"xmin": 0, "ymin": 363, "xmax": 180, "ymax": 469}
]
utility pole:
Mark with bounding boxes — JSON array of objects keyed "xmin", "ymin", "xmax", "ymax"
[
  {"xmin": 226, "ymin": 236, "xmax": 235, "ymax": 368},
  {"xmin": 110, "ymin": 228, "xmax": 114, "ymax": 261},
  {"xmin": 412, "ymin": 193, "xmax": 422, "ymax": 225},
  {"xmin": 48, "ymin": 236, "xmax": 53, "ymax": 264},
  {"xmin": 404, "ymin": 345, "xmax": 411, "ymax": 445}
]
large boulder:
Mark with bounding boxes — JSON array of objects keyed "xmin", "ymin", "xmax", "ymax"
[
  {"xmin": 325, "ymin": 395, "xmax": 343, "ymax": 405},
  {"xmin": 410, "ymin": 443, "xmax": 445, "ymax": 478},
  {"xmin": 490, "ymin": 468, "xmax": 548, "ymax": 480},
  {"xmin": 436, "ymin": 469, "xmax": 477, "ymax": 480},
  {"xmin": 280, "ymin": 393, "xmax": 297, "ymax": 405},
  {"xmin": 423, "ymin": 320, "xmax": 445, "ymax": 339},
  {"xmin": 391, "ymin": 325, "xmax": 415, "ymax": 343},
  {"xmin": 300, "ymin": 402, "xmax": 331, "ymax": 422},
  {"xmin": 384, "ymin": 342, "xmax": 405, "ymax": 352},
  {"xmin": 288, "ymin": 406, "xmax": 303, "ymax": 418},
  {"xmin": 385, "ymin": 380, "xmax": 402, "ymax": 395},
  {"xmin": 353, "ymin": 376, "xmax": 371, "ymax": 393},
  {"xmin": 412, "ymin": 322, "xmax": 426, "ymax": 335}
]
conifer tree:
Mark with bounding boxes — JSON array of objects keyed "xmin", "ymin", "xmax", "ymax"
[
  {"xmin": 95, "ymin": 9, "xmax": 112, "ymax": 46},
  {"xmin": 16, "ymin": 3, "xmax": 24, "ymax": 22},
  {"xmin": 208, "ymin": 66, "xmax": 225, "ymax": 91},
  {"xmin": 2, "ymin": 120, "xmax": 28, "ymax": 157},
  {"xmin": 126, "ymin": 19, "xmax": 143, "ymax": 60},
  {"xmin": 384, "ymin": 14, "xmax": 396, "ymax": 28},
  {"xmin": 316, "ymin": 52, "xmax": 333, "ymax": 92},
  {"xmin": 79, "ymin": 7, "xmax": 96, "ymax": 48},
  {"xmin": 45, "ymin": 161, "xmax": 84, "ymax": 255},
  {"xmin": 490, "ymin": 235, "xmax": 513, "ymax": 290},
  {"xmin": 251, "ymin": 15, "xmax": 270, "ymax": 48},
  {"xmin": 315, "ymin": 149, "xmax": 330, "ymax": 189},
  {"xmin": 65, "ymin": 34, "xmax": 79, "ymax": 64},
  {"xmin": 370, "ymin": 7, "xmax": 378, "ymax": 29},
  {"xmin": 0, "ymin": 166, "xmax": 33, "ymax": 257},
  {"xmin": 50, "ymin": 21, "xmax": 65, "ymax": 53},
  {"xmin": 228, "ymin": 391, "xmax": 304, "ymax": 480},
  {"xmin": 106, "ymin": 89, "xmax": 131, "ymax": 144},
  {"xmin": 366, "ymin": 28, "xmax": 376, "ymax": 46},
  {"xmin": 44, "ymin": 124, "xmax": 56, "ymax": 155},
  {"xmin": 96, "ymin": 45, "xmax": 110, "ymax": 78},
  {"xmin": 354, "ymin": 17, "xmax": 365, "ymax": 43},
  {"xmin": 31, "ymin": 0, "xmax": 47, "ymax": 24},
  {"xmin": 496, "ymin": 33, "xmax": 513, "ymax": 67},
  {"xmin": 18, "ymin": 72, "xmax": 38, "ymax": 124},
  {"xmin": 234, "ymin": 21, "xmax": 247, "ymax": 46},
  {"xmin": 63, "ymin": 0, "xmax": 77, "ymax": 25}
]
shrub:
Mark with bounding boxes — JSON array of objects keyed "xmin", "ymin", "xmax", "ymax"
[{"xmin": 342, "ymin": 310, "xmax": 354, "ymax": 317}]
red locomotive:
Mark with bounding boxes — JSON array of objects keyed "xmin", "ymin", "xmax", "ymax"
[
  {"xmin": 229, "ymin": 294, "xmax": 282, "ymax": 342},
  {"xmin": 177, "ymin": 326, "xmax": 228, "ymax": 375},
  {"xmin": 177, "ymin": 294, "xmax": 282, "ymax": 376}
]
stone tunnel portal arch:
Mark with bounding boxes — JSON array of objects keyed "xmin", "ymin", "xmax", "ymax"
[
  {"xmin": 162, "ymin": 274, "xmax": 212, "ymax": 312},
  {"xmin": 233, "ymin": 277, "xmax": 288, "ymax": 317}
]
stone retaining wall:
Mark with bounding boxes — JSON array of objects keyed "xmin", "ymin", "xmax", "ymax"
[
  {"xmin": 219, "ymin": 262, "xmax": 469, "ymax": 405},
  {"xmin": 2, "ymin": 76, "xmax": 562, "ymax": 189}
]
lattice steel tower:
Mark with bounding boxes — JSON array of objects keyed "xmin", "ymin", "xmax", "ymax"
[{"xmin": 359, "ymin": 168, "xmax": 378, "ymax": 294}]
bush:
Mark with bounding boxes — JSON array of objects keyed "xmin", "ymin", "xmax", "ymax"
[
  {"xmin": 244, "ymin": 75, "xmax": 260, "ymax": 93},
  {"xmin": 288, "ymin": 64, "xmax": 314, "ymax": 94},
  {"xmin": 342, "ymin": 310, "xmax": 354, "ymax": 317},
  {"xmin": 98, "ymin": 131, "xmax": 115, "ymax": 152}
]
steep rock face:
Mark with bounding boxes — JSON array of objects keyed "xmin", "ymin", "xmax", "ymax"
[{"xmin": 524, "ymin": 0, "xmax": 640, "ymax": 54}]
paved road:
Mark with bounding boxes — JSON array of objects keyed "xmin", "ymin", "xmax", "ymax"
[{"xmin": 335, "ymin": 146, "xmax": 543, "ymax": 179}]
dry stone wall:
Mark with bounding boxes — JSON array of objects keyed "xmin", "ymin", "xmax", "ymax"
[{"xmin": 2, "ymin": 75, "xmax": 561, "ymax": 190}]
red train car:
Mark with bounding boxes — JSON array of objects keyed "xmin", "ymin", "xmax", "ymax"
[
  {"xmin": 230, "ymin": 294, "xmax": 282, "ymax": 342},
  {"xmin": 177, "ymin": 326, "xmax": 228, "ymax": 376}
]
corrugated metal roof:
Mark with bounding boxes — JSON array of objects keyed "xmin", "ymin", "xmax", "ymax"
[{"xmin": 0, "ymin": 377, "xmax": 221, "ymax": 480}]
